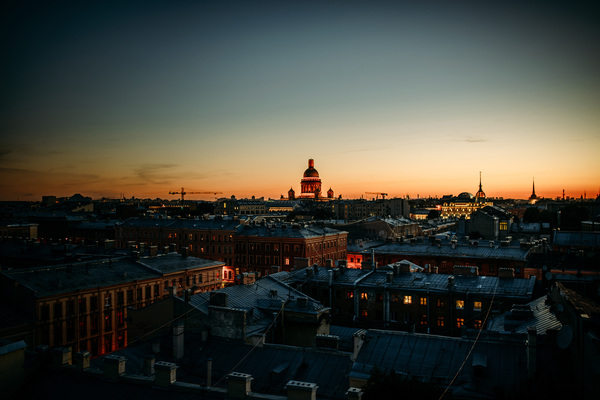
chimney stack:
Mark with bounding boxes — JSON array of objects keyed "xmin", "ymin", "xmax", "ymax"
[
  {"xmin": 155, "ymin": 361, "xmax": 178, "ymax": 388},
  {"xmin": 286, "ymin": 380, "xmax": 319, "ymax": 400},
  {"xmin": 228, "ymin": 372, "xmax": 253, "ymax": 399},
  {"xmin": 172, "ymin": 322, "xmax": 184, "ymax": 360}
]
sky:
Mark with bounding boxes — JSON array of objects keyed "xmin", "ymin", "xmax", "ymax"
[{"xmin": 1, "ymin": 0, "xmax": 599, "ymax": 201}]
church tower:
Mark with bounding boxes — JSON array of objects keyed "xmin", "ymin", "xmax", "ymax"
[{"xmin": 475, "ymin": 171, "xmax": 486, "ymax": 202}]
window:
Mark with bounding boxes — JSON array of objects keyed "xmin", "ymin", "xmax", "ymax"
[
  {"xmin": 117, "ymin": 292, "xmax": 124, "ymax": 306},
  {"xmin": 436, "ymin": 299, "xmax": 445, "ymax": 308},
  {"xmin": 105, "ymin": 313, "xmax": 112, "ymax": 331},
  {"xmin": 420, "ymin": 314, "xmax": 428, "ymax": 325},
  {"xmin": 104, "ymin": 294, "xmax": 112, "ymax": 307},
  {"xmin": 456, "ymin": 300, "xmax": 464, "ymax": 310},
  {"xmin": 360, "ymin": 310, "xmax": 368, "ymax": 318},
  {"xmin": 403, "ymin": 295, "xmax": 412, "ymax": 304},
  {"xmin": 347, "ymin": 291, "xmax": 354, "ymax": 299},
  {"xmin": 117, "ymin": 310, "xmax": 125, "ymax": 328},
  {"xmin": 474, "ymin": 319, "xmax": 483, "ymax": 329},
  {"xmin": 54, "ymin": 302, "xmax": 63, "ymax": 319},
  {"xmin": 391, "ymin": 295, "xmax": 399, "ymax": 303},
  {"xmin": 473, "ymin": 301, "xmax": 482, "ymax": 311},
  {"xmin": 456, "ymin": 318, "xmax": 465, "ymax": 328},
  {"xmin": 285, "ymin": 257, "xmax": 290, "ymax": 266},
  {"xmin": 436, "ymin": 316, "xmax": 445, "ymax": 327},
  {"xmin": 500, "ymin": 222, "xmax": 508, "ymax": 231},
  {"xmin": 284, "ymin": 244, "xmax": 289, "ymax": 252},
  {"xmin": 420, "ymin": 297, "xmax": 427, "ymax": 306},
  {"xmin": 360, "ymin": 292, "xmax": 368, "ymax": 300},
  {"xmin": 78, "ymin": 298, "xmax": 86, "ymax": 314}
]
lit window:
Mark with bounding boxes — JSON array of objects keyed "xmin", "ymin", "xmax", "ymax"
[
  {"xmin": 361, "ymin": 310, "xmax": 368, "ymax": 318},
  {"xmin": 347, "ymin": 291, "xmax": 354, "ymax": 299},
  {"xmin": 456, "ymin": 318, "xmax": 465, "ymax": 328},
  {"xmin": 456, "ymin": 300, "xmax": 464, "ymax": 310},
  {"xmin": 420, "ymin": 297, "xmax": 427, "ymax": 306},
  {"xmin": 361, "ymin": 292, "xmax": 368, "ymax": 300},
  {"xmin": 437, "ymin": 299, "xmax": 445, "ymax": 307},
  {"xmin": 473, "ymin": 301, "xmax": 482, "ymax": 311},
  {"xmin": 474, "ymin": 319, "xmax": 483, "ymax": 329},
  {"xmin": 437, "ymin": 316, "xmax": 444, "ymax": 327},
  {"xmin": 403, "ymin": 296, "xmax": 412, "ymax": 304},
  {"xmin": 285, "ymin": 257, "xmax": 290, "ymax": 266},
  {"xmin": 420, "ymin": 314, "xmax": 427, "ymax": 325}
]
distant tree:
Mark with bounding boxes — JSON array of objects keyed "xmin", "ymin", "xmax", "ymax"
[
  {"xmin": 523, "ymin": 207, "xmax": 541, "ymax": 223},
  {"xmin": 363, "ymin": 369, "xmax": 448, "ymax": 400},
  {"xmin": 559, "ymin": 205, "xmax": 589, "ymax": 230},
  {"xmin": 427, "ymin": 209, "xmax": 440, "ymax": 219}
]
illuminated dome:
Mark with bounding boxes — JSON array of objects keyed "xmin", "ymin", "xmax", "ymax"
[
  {"xmin": 303, "ymin": 159, "xmax": 320, "ymax": 178},
  {"xmin": 457, "ymin": 192, "xmax": 474, "ymax": 200},
  {"xmin": 300, "ymin": 159, "xmax": 322, "ymax": 198}
]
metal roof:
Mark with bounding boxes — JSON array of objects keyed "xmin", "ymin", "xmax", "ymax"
[
  {"xmin": 369, "ymin": 241, "xmax": 530, "ymax": 261},
  {"xmin": 2, "ymin": 254, "xmax": 223, "ymax": 298},
  {"xmin": 288, "ymin": 266, "xmax": 536, "ymax": 298},
  {"xmin": 486, "ymin": 296, "xmax": 562, "ymax": 335},
  {"xmin": 351, "ymin": 329, "xmax": 527, "ymax": 395},
  {"xmin": 235, "ymin": 224, "xmax": 347, "ymax": 239}
]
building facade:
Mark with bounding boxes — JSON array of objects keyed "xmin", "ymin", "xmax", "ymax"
[{"xmin": 0, "ymin": 254, "xmax": 224, "ymax": 355}]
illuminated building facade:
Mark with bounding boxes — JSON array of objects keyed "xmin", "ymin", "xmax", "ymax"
[
  {"xmin": 0, "ymin": 254, "xmax": 224, "ymax": 356},
  {"xmin": 300, "ymin": 158, "xmax": 322, "ymax": 198}
]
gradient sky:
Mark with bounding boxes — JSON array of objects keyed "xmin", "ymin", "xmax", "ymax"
[{"xmin": 1, "ymin": 0, "xmax": 599, "ymax": 201}]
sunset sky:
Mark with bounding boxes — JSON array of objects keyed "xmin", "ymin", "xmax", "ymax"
[{"xmin": 2, "ymin": 1, "xmax": 599, "ymax": 201}]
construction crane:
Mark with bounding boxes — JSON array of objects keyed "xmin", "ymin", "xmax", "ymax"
[
  {"xmin": 365, "ymin": 192, "xmax": 388, "ymax": 200},
  {"xmin": 169, "ymin": 187, "xmax": 223, "ymax": 203}
]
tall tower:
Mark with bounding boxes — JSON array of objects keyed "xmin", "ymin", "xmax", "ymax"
[
  {"xmin": 475, "ymin": 171, "xmax": 486, "ymax": 202},
  {"xmin": 529, "ymin": 178, "xmax": 538, "ymax": 204}
]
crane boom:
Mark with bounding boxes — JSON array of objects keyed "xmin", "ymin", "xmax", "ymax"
[{"xmin": 169, "ymin": 187, "xmax": 223, "ymax": 202}]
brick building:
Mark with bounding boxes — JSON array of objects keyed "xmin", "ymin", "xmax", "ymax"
[
  {"xmin": 362, "ymin": 237, "xmax": 537, "ymax": 278},
  {"xmin": 233, "ymin": 222, "xmax": 348, "ymax": 276},
  {"xmin": 283, "ymin": 262, "xmax": 537, "ymax": 337},
  {"xmin": 0, "ymin": 253, "xmax": 224, "ymax": 355}
]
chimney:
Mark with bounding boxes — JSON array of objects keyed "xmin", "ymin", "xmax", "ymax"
[
  {"xmin": 527, "ymin": 326, "xmax": 537, "ymax": 379},
  {"xmin": 447, "ymin": 275, "xmax": 455, "ymax": 289},
  {"xmin": 181, "ymin": 246, "xmax": 188, "ymax": 258},
  {"xmin": 210, "ymin": 292, "xmax": 228, "ymax": 307},
  {"xmin": 155, "ymin": 361, "xmax": 178, "ymax": 388},
  {"xmin": 207, "ymin": 358, "xmax": 212, "ymax": 387},
  {"xmin": 148, "ymin": 245, "xmax": 158, "ymax": 257},
  {"xmin": 298, "ymin": 297, "xmax": 308, "ymax": 308},
  {"xmin": 169, "ymin": 243, "xmax": 176, "ymax": 252},
  {"xmin": 103, "ymin": 355, "xmax": 126, "ymax": 382},
  {"xmin": 143, "ymin": 354, "xmax": 155, "ymax": 376},
  {"xmin": 346, "ymin": 387, "xmax": 364, "ymax": 400},
  {"xmin": 172, "ymin": 322, "xmax": 184, "ymax": 360},
  {"xmin": 74, "ymin": 351, "xmax": 90, "ymax": 371},
  {"xmin": 325, "ymin": 259, "xmax": 333, "ymax": 268},
  {"xmin": 228, "ymin": 372, "xmax": 253, "ymax": 399},
  {"xmin": 51, "ymin": 347, "xmax": 72, "ymax": 370},
  {"xmin": 386, "ymin": 271, "xmax": 393, "ymax": 283},
  {"xmin": 286, "ymin": 380, "xmax": 319, "ymax": 400}
]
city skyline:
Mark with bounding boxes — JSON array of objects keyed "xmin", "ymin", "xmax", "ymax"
[{"xmin": 2, "ymin": 1, "xmax": 599, "ymax": 201}]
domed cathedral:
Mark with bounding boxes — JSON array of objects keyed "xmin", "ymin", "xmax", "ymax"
[
  {"xmin": 301, "ymin": 159, "xmax": 322, "ymax": 197},
  {"xmin": 474, "ymin": 171, "xmax": 486, "ymax": 203}
]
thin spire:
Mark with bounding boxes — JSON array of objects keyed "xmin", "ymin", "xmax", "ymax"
[
  {"xmin": 479, "ymin": 171, "xmax": 482, "ymax": 191},
  {"xmin": 532, "ymin": 177, "xmax": 536, "ymax": 197}
]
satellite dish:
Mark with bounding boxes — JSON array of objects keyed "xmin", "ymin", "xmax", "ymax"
[
  {"xmin": 545, "ymin": 272, "xmax": 553, "ymax": 281},
  {"xmin": 557, "ymin": 325, "xmax": 573, "ymax": 349}
]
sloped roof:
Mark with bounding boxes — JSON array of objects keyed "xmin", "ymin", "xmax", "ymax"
[
  {"xmin": 370, "ymin": 241, "xmax": 530, "ymax": 261},
  {"xmin": 2, "ymin": 254, "xmax": 223, "ymax": 297},
  {"xmin": 486, "ymin": 296, "xmax": 562, "ymax": 334},
  {"xmin": 351, "ymin": 329, "xmax": 527, "ymax": 396}
]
